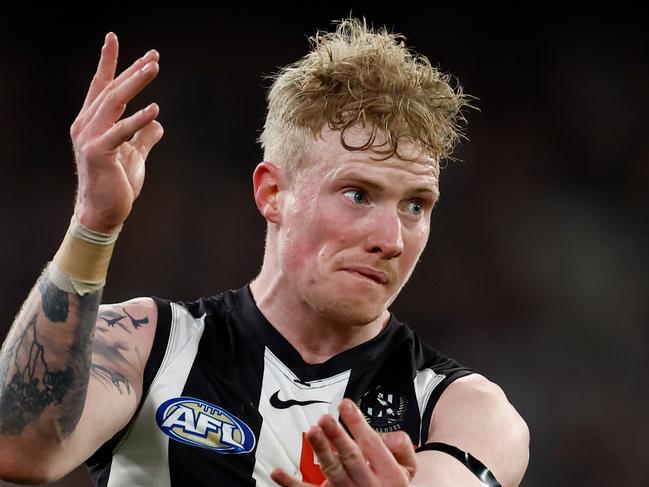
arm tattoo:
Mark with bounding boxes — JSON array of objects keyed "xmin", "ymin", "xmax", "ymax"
[
  {"xmin": 0, "ymin": 269, "xmax": 101, "ymax": 437},
  {"xmin": 93, "ymin": 336, "xmax": 129, "ymax": 365},
  {"xmin": 37, "ymin": 277, "xmax": 69, "ymax": 323},
  {"xmin": 90, "ymin": 364, "xmax": 130, "ymax": 395},
  {"xmin": 0, "ymin": 315, "xmax": 73, "ymax": 434},
  {"xmin": 98, "ymin": 307, "xmax": 149, "ymax": 333},
  {"xmin": 90, "ymin": 332, "xmax": 133, "ymax": 395}
]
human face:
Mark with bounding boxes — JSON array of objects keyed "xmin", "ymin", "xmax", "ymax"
[{"xmin": 275, "ymin": 126, "xmax": 439, "ymax": 326}]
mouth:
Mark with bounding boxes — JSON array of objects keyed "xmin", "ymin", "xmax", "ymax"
[{"xmin": 342, "ymin": 267, "xmax": 389, "ymax": 285}]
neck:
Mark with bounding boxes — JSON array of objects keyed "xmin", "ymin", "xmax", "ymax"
[{"xmin": 249, "ymin": 270, "xmax": 390, "ymax": 364}]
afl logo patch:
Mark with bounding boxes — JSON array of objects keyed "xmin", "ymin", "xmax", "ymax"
[{"xmin": 156, "ymin": 397, "xmax": 255, "ymax": 454}]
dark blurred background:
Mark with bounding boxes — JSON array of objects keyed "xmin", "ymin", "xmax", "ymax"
[{"xmin": 1, "ymin": 6, "xmax": 647, "ymax": 487}]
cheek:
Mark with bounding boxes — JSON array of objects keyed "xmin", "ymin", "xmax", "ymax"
[
  {"xmin": 281, "ymin": 197, "xmax": 352, "ymax": 272},
  {"xmin": 311, "ymin": 200, "xmax": 360, "ymax": 257},
  {"xmin": 403, "ymin": 223, "xmax": 430, "ymax": 263}
]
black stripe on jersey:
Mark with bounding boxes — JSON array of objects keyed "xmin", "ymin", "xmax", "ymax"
[
  {"xmin": 145, "ymin": 297, "xmax": 173, "ymax": 393},
  {"xmin": 342, "ymin": 337, "xmax": 422, "ymax": 443},
  {"xmin": 169, "ymin": 292, "xmax": 265, "ymax": 486}
]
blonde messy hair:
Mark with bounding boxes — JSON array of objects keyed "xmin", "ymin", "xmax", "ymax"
[{"xmin": 258, "ymin": 17, "xmax": 472, "ymax": 177}]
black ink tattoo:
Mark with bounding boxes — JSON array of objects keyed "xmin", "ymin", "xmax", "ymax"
[
  {"xmin": 57, "ymin": 290, "xmax": 99, "ymax": 435},
  {"xmin": 0, "ymin": 273, "xmax": 101, "ymax": 437},
  {"xmin": 0, "ymin": 315, "xmax": 73, "ymax": 434},
  {"xmin": 123, "ymin": 308, "xmax": 148, "ymax": 330},
  {"xmin": 92, "ymin": 338, "xmax": 129, "ymax": 366},
  {"xmin": 89, "ymin": 363, "xmax": 130, "ymax": 395},
  {"xmin": 98, "ymin": 307, "xmax": 149, "ymax": 332},
  {"xmin": 37, "ymin": 278, "xmax": 69, "ymax": 323},
  {"xmin": 91, "ymin": 311, "xmax": 136, "ymax": 396},
  {"xmin": 98, "ymin": 310, "xmax": 130, "ymax": 333}
]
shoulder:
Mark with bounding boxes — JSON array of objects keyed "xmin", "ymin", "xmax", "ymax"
[
  {"xmin": 427, "ymin": 374, "xmax": 530, "ymax": 487},
  {"xmin": 95, "ymin": 297, "xmax": 159, "ymax": 377},
  {"xmin": 99, "ymin": 296, "xmax": 158, "ymax": 315},
  {"xmin": 401, "ymin": 326, "xmax": 473, "ymax": 382},
  {"xmin": 97, "ymin": 297, "xmax": 158, "ymax": 337}
]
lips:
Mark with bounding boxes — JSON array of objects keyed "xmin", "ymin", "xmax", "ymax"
[{"xmin": 343, "ymin": 266, "xmax": 389, "ymax": 284}]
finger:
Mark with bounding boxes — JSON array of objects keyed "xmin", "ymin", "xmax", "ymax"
[
  {"xmin": 98, "ymin": 103, "xmax": 160, "ymax": 152},
  {"xmin": 306, "ymin": 425, "xmax": 353, "ymax": 485},
  {"xmin": 131, "ymin": 119, "xmax": 165, "ymax": 161},
  {"xmin": 318, "ymin": 415, "xmax": 374, "ymax": 485},
  {"xmin": 77, "ymin": 50, "xmax": 159, "ymax": 132},
  {"xmin": 87, "ymin": 60, "xmax": 160, "ymax": 137},
  {"xmin": 121, "ymin": 120, "xmax": 164, "ymax": 198},
  {"xmin": 381, "ymin": 431, "xmax": 417, "ymax": 482},
  {"xmin": 81, "ymin": 32, "xmax": 119, "ymax": 113},
  {"xmin": 270, "ymin": 468, "xmax": 310, "ymax": 487},
  {"xmin": 338, "ymin": 399, "xmax": 401, "ymax": 478}
]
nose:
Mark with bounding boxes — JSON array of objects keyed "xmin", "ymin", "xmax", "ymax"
[{"xmin": 365, "ymin": 206, "xmax": 404, "ymax": 259}]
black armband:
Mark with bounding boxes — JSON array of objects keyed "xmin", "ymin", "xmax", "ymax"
[{"xmin": 416, "ymin": 442, "xmax": 502, "ymax": 487}]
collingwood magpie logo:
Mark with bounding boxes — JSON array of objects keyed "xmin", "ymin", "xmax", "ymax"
[
  {"xmin": 156, "ymin": 397, "xmax": 255, "ymax": 454},
  {"xmin": 357, "ymin": 387, "xmax": 406, "ymax": 432}
]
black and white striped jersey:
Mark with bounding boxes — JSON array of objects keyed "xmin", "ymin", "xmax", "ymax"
[{"xmin": 86, "ymin": 285, "xmax": 473, "ymax": 486}]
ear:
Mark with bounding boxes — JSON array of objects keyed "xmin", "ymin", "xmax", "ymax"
[{"xmin": 252, "ymin": 161, "xmax": 286, "ymax": 224}]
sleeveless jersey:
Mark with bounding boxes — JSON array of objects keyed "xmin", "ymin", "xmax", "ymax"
[{"xmin": 86, "ymin": 286, "xmax": 473, "ymax": 486}]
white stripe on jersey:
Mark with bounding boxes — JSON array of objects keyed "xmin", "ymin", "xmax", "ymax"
[
  {"xmin": 252, "ymin": 347, "xmax": 351, "ymax": 485},
  {"xmin": 413, "ymin": 368, "xmax": 446, "ymax": 442},
  {"xmin": 107, "ymin": 303, "xmax": 206, "ymax": 487}
]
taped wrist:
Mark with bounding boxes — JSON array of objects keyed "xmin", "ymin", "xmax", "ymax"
[{"xmin": 51, "ymin": 213, "xmax": 123, "ymax": 295}]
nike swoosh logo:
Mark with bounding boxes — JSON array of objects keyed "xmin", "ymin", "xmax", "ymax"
[{"xmin": 269, "ymin": 390, "xmax": 329, "ymax": 409}]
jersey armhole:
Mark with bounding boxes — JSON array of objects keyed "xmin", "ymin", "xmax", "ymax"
[
  {"xmin": 420, "ymin": 369, "xmax": 474, "ymax": 445},
  {"xmin": 85, "ymin": 296, "xmax": 173, "ymax": 480}
]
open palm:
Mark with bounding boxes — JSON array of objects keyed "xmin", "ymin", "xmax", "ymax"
[{"xmin": 71, "ymin": 32, "xmax": 163, "ymax": 234}]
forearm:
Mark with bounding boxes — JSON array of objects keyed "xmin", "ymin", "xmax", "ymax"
[
  {"xmin": 0, "ymin": 263, "xmax": 102, "ymax": 443},
  {"xmin": 0, "ymin": 209, "xmax": 122, "ymax": 445}
]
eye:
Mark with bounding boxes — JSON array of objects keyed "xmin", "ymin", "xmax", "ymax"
[
  {"xmin": 343, "ymin": 189, "xmax": 369, "ymax": 205},
  {"xmin": 406, "ymin": 200, "xmax": 424, "ymax": 216}
]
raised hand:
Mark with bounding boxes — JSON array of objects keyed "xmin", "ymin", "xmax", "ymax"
[
  {"xmin": 272, "ymin": 399, "xmax": 417, "ymax": 487},
  {"xmin": 71, "ymin": 32, "xmax": 164, "ymax": 233}
]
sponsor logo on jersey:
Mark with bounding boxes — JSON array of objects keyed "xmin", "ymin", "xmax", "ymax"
[
  {"xmin": 156, "ymin": 396, "xmax": 255, "ymax": 454},
  {"xmin": 269, "ymin": 390, "xmax": 329, "ymax": 409},
  {"xmin": 357, "ymin": 387, "xmax": 406, "ymax": 432}
]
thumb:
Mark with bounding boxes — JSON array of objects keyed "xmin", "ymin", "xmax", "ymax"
[{"xmin": 381, "ymin": 431, "xmax": 417, "ymax": 481}]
